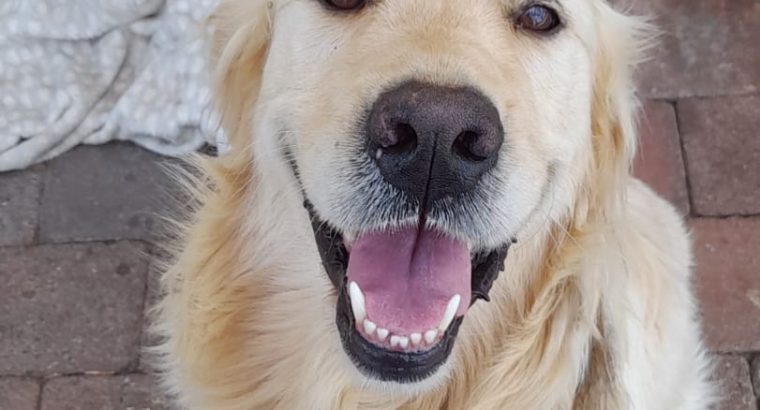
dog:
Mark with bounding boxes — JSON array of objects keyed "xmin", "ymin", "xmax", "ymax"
[{"xmin": 152, "ymin": 0, "xmax": 714, "ymax": 408}]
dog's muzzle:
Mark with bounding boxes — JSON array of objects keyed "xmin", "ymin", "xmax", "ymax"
[{"xmin": 295, "ymin": 80, "xmax": 511, "ymax": 384}]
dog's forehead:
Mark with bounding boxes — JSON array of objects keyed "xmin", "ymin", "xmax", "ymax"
[
  {"xmin": 272, "ymin": 0, "xmax": 601, "ymax": 12},
  {"xmin": 276, "ymin": 0, "xmax": 568, "ymax": 6},
  {"xmin": 272, "ymin": 0, "xmax": 533, "ymax": 14},
  {"xmin": 272, "ymin": 0, "xmax": 596, "ymax": 36},
  {"xmin": 265, "ymin": 0, "xmax": 599, "ymax": 92},
  {"xmin": 268, "ymin": 0, "xmax": 599, "ymax": 70}
]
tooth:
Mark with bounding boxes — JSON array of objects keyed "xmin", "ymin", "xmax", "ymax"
[
  {"xmin": 398, "ymin": 336, "xmax": 409, "ymax": 349},
  {"xmin": 390, "ymin": 335, "xmax": 401, "ymax": 348},
  {"xmin": 410, "ymin": 333, "xmax": 422, "ymax": 346},
  {"xmin": 377, "ymin": 328, "xmax": 389, "ymax": 341},
  {"xmin": 438, "ymin": 294, "xmax": 460, "ymax": 332},
  {"xmin": 363, "ymin": 320, "xmax": 376, "ymax": 335},
  {"xmin": 349, "ymin": 282, "xmax": 366, "ymax": 323},
  {"xmin": 424, "ymin": 329, "xmax": 438, "ymax": 344}
]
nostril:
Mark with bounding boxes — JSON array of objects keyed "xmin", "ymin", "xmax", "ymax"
[
  {"xmin": 383, "ymin": 122, "xmax": 418, "ymax": 155},
  {"xmin": 453, "ymin": 130, "xmax": 489, "ymax": 162}
]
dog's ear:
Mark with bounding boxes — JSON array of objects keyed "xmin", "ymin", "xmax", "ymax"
[
  {"xmin": 207, "ymin": 0, "xmax": 272, "ymax": 150},
  {"xmin": 584, "ymin": 2, "xmax": 653, "ymax": 220}
]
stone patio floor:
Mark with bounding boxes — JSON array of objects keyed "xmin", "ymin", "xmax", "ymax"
[{"xmin": 1, "ymin": 0, "xmax": 759, "ymax": 408}]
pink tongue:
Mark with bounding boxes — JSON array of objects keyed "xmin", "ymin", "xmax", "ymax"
[{"xmin": 346, "ymin": 226, "xmax": 471, "ymax": 335}]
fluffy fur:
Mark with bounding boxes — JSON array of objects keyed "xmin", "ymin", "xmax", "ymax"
[{"xmin": 151, "ymin": 0, "xmax": 714, "ymax": 408}]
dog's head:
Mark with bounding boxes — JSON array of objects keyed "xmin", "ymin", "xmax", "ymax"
[{"xmin": 209, "ymin": 0, "xmax": 645, "ymax": 392}]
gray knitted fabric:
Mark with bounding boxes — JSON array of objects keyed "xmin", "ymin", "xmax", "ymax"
[{"xmin": 0, "ymin": 0, "xmax": 224, "ymax": 171}]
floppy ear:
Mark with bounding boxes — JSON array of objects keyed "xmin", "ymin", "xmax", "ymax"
[
  {"xmin": 584, "ymin": 2, "xmax": 653, "ymax": 219},
  {"xmin": 207, "ymin": 0, "xmax": 272, "ymax": 150}
]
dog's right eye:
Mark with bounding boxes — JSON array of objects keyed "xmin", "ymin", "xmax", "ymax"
[
  {"xmin": 320, "ymin": 0, "xmax": 367, "ymax": 11},
  {"xmin": 516, "ymin": 4, "xmax": 562, "ymax": 34}
]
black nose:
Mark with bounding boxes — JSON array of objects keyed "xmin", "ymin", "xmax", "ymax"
[{"xmin": 366, "ymin": 81, "xmax": 504, "ymax": 204}]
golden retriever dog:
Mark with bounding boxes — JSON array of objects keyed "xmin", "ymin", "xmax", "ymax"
[{"xmin": 152, "ymin": 0, "xmax": 714, "ymax": 408}]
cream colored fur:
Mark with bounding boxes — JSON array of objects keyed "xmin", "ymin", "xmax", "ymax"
[{"xmin": 152, "ymin": 0, "xmax": 714, "ymax": 408}]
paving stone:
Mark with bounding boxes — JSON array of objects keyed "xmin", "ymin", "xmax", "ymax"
[
  {"xmin": 0, "ymin": 378, "xmax": 40, "ymax": 410},
  {"xmin": 39, "ymin": 142, "xmax": 176, "ymax": 244},
  {"xmin": 633, "ymin": 0, "xmax": 760, "ymax": 98},
  {"xmin": 40, "ymin": 374, "xmax": 173, "ymax": 410},
  {"xmin": 632, "ymin": 101, "xmax": 689, "ymax": 215},
  {"xmin": 0, "ymin": 166, "xmax": 43, "ymax": 247},
  {"xmin": 712, "ymin": 356, "xmax": 757, "ymax": 410},
  {"xmin": 0, "ymin": 242, "xmax": 148, "ymax": 375},
  {"xmin": 691, "ymin": 218, "xmax": 760, "ymax": 352},
  {"xmin": 678, "ymin": 95, "xmax": 760, "ymax": 216},
  {"xmin": 139, "ymin": 257, "xmax": 167, "ymax": 373},
  {"xmin": 751, "ymin": 356, "xmax": 760, "ymax": 402}
]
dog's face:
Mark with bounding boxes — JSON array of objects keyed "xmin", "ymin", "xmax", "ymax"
[{"xmin": 236, "ymin": 0, "xmax": 626, "ymax": 392}]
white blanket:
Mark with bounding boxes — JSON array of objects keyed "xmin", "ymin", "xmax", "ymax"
[{"xmin": 0, "ymin": 0, "xmax": 223, "ymax": 172}]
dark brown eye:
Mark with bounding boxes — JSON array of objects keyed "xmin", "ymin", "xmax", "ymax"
[
  {"xmin": 517, "ymin": 4, "xmax": 561, "ymax": 33},
  {"xmin": 321, "ymin": 0, "xmax": 367, "ymax": 11}
]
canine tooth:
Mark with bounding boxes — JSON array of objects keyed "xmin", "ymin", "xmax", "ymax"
[
  {"xmin": 390, "ymin": 335, "xmax": 401, "ymax": 347},
  {"xmin": 424, "ymin": 329, "xmax": 438, "ymax": 344},
  {"xmin": 410, "ymin": 333, "xmax": 422, "ymax": 346},
  {"xmin": 438, "ymin": 294, "xmax": 461, "ymax": 332},
  {"xmin": 349, "ymin": 282, "xmax": 366, "ymax": 323},
  {"xmin": 398, "ymin": 336, "xmax": 409, "ymax": 349},
  {"xmin": 375, "ymin": 148, "xmax": 383, "ymax": 160},
  {"xmin": 377, "ymin": 328, "xmax": 389, "ymax": 341},
  {"xmin": 363, "ymin": 320, "xmax": 376, "ymax": 335}
]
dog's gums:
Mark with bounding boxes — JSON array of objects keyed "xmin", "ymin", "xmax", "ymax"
[{"xmin": 305, "ymin": 200, "xmax": 509, "ymax": 383}]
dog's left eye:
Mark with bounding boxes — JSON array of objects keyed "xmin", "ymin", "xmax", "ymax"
[
  {"xmin": 321, "ymin": 0, "xmax": 367, "ymax": 11},
  {"xmin": 517, "ymin": 4, "xmax": 561, "ymax": 33}
]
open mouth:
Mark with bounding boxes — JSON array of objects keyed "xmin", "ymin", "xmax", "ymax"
[{"xmin": 306, "ymin": 201, "xmax": 510, "ymax": 383}]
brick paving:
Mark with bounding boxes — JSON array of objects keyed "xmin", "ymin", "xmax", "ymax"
[
  {"xmin": 0, "ymin": 144, "xmax": 169, "ymax": 409},
  {"xmin": 679, "ymin": 95, "xmax": 760, "ymax": 216},
  {"xmin": 0, "ymin": 242, "xmax": 148, "ymax": 375},
  {"xmin": 712, "ymin": 356, "xmax": 758, "ymax": 410},
  {"xmin": 635, "ymin": 0, "xmax": 760, "ymax": 98},
  {"xmin": 633, "ymin": 101, "xmax": 690, "ymax": 215},
  {"xmin": 0, "ymin": 166, "xmax": 43, "ymax": 247},
  {"xmin": 691, "ymin": 218, "xmax": 760, "ymax": 353},
  {"xmin": 39, "ymin": 144, "xmax": 174, "ymax": 244},
  {"xmin": 0, "ymin": 1, "xmax": 758, "ymax": 409},
  {"xmin": 631, "ymin": 3, "xmax": 760, "ymax": 409},
  {"xmin": 39, "ymin": 375, "xmax": 172, "ymax": 410},
  {"xmin": 0, "ymin": 378, "xmax": 40, "ymax": 410}
]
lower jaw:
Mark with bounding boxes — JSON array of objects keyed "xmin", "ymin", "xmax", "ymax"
[
  {"xmin": 303, "ymin": 200, "xmax": 510, "ymax": 383},
  {"xmin": 335, "ymin": 280, "xmax": 465, "ymax": 383}
]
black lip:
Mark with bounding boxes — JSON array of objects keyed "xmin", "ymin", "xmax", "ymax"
[{"xmin": 305, "ymin": 200, "xmax": 510, "ymax": 383}]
